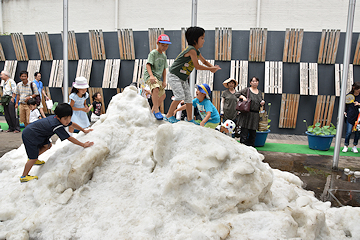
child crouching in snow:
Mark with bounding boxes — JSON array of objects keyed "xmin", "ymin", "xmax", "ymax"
[
  {"xmin": 20, "ymin": 103, "xmax": 94, "ymax": 183},
  {"xmin": 174, "ymin": 83, "xmax": 220, "ymax": 128},
  {"xmin": 215, "ymin": 119, "xmax": 236, "ymax": 137}
]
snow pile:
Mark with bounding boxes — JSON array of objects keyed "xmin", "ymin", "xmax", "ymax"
[{"xmin": 0, "ymin": 86, "xmax": 360, "ymax": 240}]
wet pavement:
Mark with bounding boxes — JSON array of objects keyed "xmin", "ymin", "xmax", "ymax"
[{"xmin": 260, "ymin": 151, "xmax": 360, "ymax": 207}]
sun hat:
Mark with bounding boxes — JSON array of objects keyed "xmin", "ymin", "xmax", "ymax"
[
  {"xmin": 197, "ymin": 83, "xmax": 211, "ymax": 99},
  {"xmin": 73, "ymin": 76, "xmax": 89, "ymax": 89},
  {"xmin": 157, "ymin": 34, "xmax": 172, "ymax": 44},
  {"xmin": 222, "ymin": 78, "xmax": 238, "ymax": 88}
]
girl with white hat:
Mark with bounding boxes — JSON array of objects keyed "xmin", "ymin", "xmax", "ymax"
[
  {"xmin": 68, "ymin": 76, "xmax": 92, "ymax": 133},
  {"xmin": 221, "ymin": 78, "xmax": 238, "ymax": 123}
]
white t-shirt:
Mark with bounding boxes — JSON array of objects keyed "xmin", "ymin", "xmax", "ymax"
[{"xmin": 29, "ymin": 109, "xmax": 41, "ymax": 123}]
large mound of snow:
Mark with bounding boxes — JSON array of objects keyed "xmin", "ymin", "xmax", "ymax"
[{"xmin": 0, "ymin": 86, "xmax": 360, "ymax": 240}]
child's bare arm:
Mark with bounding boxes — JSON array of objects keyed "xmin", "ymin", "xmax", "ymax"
[
  {"xmin": 71, "ymin": 122, "xmax": 93, "ymax": 134},
  {"xmin": 69, "ymin": 99, "xmax": 86, "ymax": 112},
  {"xmin": 188, "ymin": 50, "xmax": 221, "ymax": 73},
  {"xmin": 68, "ymin": 136, "xmax": 94, "ymax": 148},
  {"xmin": 200, "ymin": 111, "xmax": 212, "ymax": 127},
  {"xmin": 146, "ymin": 63, "xmax": 157, "ymax": 84},
  {"xmin": 173, "ymin": 104, "xmax": 186, "ymax": 115}
]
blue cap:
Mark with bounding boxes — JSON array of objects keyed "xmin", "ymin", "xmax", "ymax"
[{"xmin": 197, "ymin": 84, "xmax": 211, "ymax": 99}]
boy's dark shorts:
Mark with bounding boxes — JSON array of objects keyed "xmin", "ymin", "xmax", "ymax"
[{"xmin": 22, "ymin": 136, "xmax": 51, "ymax": 160}]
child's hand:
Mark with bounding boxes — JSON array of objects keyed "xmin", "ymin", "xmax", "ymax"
[
  {"xmin": 149, "ymin": 76, "xmax": 157, "ymax": 84},
  {"xmin": 83, "ymin": 107, "xmax": 90, "ymax": 113},
  {"xmin": 162, "ymin": 81, "xmax": 167, "ymax": 88},
  {"xmin": 200, "ymin": 121, "xmax": 205, "ymax": 127},
  {"xmin": 210, "ymin": 65, "xmax": 221, "ymax": 73},
  {"xmin": 83, "ymin": 141, "xmax": 94, "ymax": 148},
  {"xmin": 83, "ymin": 129, "xmax": 93, "ymax": 134}
]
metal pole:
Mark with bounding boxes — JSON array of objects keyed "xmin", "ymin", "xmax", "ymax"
[
  {"xmin": 63, "ymin": 0, "xmax": 69, "ymax": 103},
  {"xmin": 190, "ymin": 0, "xmax": 197, "ymax": 118},
  {"xmin": 333, "ymin": 0, "xmax": 356, "ymax": 170}
]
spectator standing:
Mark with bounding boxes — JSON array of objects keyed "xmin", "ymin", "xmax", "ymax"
[
  {"xmin": 236, "ymin": 77, "xmax": 265, "ymax": 147},
  {"xmin": 33, "ymin": 72, "xmax": 49, "ymax": 118},
  {"xmin": 0, "ymin": 70, "xmax": 20, "ymax": 133},
  {"xmin": 342, "ymin": 82, "xmax": 360, "ymax": 153},
  {"xmin": 221, "ymin": 78, "xmax": 238, "ymax": 122},
  {"xmin": 15, "ymin": 71, "xmax": 39, "ymax": 127}
]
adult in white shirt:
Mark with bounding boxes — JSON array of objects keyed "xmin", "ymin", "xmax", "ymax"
[{"xmin": 0, "ymin": 70, "xmax": 20, "ymax": 133}]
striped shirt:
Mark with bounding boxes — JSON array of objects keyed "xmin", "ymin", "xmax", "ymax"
[
  {"xmin": 0, "ymin": 78, "xmax": 16, "ymax": 96},
  {"xmin": 15, "ymin": 81, "xmax": 39, "ymax": 104}
]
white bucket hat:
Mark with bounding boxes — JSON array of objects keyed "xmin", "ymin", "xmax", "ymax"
[{"xmin": 73, "ymin": 76, "xmax": 89, "ymax": 89}]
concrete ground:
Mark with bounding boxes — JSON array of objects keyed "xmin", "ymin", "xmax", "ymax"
[{"xmin": 0, "ymin": 115, "xmax": 359, "ymax": 206}]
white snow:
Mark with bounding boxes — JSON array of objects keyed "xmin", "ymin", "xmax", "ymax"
[{"xmin": 0, "ymin": 85, "xmax": 360, "ymax": 240}]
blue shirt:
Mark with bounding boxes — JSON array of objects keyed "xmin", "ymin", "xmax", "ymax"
[
  {"xmin": 192, "ymin": 98, "xmax": 220, "ymax": 124},
  {"xmin": 33, "ymin": 80, "xmax": 43, "ymax": 98},
  {"xmin": 22, "ymin": 115, "xmax": 72, "ymax": 144}
]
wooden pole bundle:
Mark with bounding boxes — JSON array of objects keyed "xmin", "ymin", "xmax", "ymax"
[
  {"xmin": 35, "ymin": 32, "xmax": 53, "ymax": 61},
  {"xmin": 196, "ymin": 59, "xmax": 215, "ymax": 90},
  {"xmin": 76, "ymin": 59, "xmax": 92, "ymax": 83},
  {"xmin": 61, "ymin": 31, "xmax": 79, "ymax": 60},
  {"xmin": 117, "ymin": 29, "xmax": 135, "ymax": 60},
  {"xmin": 10, "ymin": 32, "xmax": 29, "ymax": 61},
  {"xmin": 353, "ymin": 34, "xmax": 360, "ymax": 65},
  {"xmin": 279, "ymin": 93, "xmax": 300, "ymax": 128},
  {"xmin": 0, "ymin": 43, "xmax": 6, "ymax": 61},
  {"xmin": 211, "ymin": 90, "xmax": 221, "ymax": 113},
  {"xmin": 334, "ymin": 63, "xmax": 353, "ymax": 96},
  {"xmin": 27, "ymin": 60, "xmax": 41, "ymax": 81},
  {"xmin": 264, "ymin": 61, "xmax": 283, "ymax": 94},
  {"xmin": 282, "ymin": 28, "xmax": 304, "ymax": 63},
  {"xmin": 214, "ymin": 27, "xmax": 232, "ymax": 61},
  {"xmin": 48, "ymin": 60, "xmax": 64, "ymax": 87},
  {"xmin": 230, "ymin": 60, "xmax": 248, "ymax": 91},
  {"xmin": 148, "ymin": 28, "xmax": 164, "ymax": 52},
  {"xmin": 317, "ymin": 29, "xmax": 340, "ymax": 64},
  {"xmin": 4, "ymin": 60, "xmax": 17, "ymax": 79},
  {"xmin": 248, "ymin": 28, "xmax": 267, "ymax": 62},
  {"xmin": 88, "ymin": 30, "xmax": 106, "ymax": 60},
  {"xmin": 132, "ymin": 59, "xmax": 147, "ymax": 86},
  {"xmin": 299, "ymin": 62, "xmax": 318, "ymax": 95},
  {"xmin": 313, "ymin": 95, "xmax": 336, "ymax": 126},
  {"xmin": 102, "ymin": 59, "xmax": 121, "ymax": 88}
]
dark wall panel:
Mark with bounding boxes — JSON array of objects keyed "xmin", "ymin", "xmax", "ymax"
[{"xmin": 1, "ymin": 29, "xmax": 359, "ymax": 135}]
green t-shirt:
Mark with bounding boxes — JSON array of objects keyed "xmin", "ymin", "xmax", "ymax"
[
  {"xmin": 169, "ymin": 45, "xmax": 200, "ymax": 81},
  {"xmin": 143, "ymin": 49, "xmax": 168, "ymax": 81}
]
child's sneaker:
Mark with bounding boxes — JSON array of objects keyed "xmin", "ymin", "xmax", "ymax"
[
  {"xmin": 164, "ymin": 116, "xmax": 179, "ymax": 123},
  {"xmin": 187, "ymin": 119, "xmax": 200, "ymax": 125},
  {"xmin": 352, "ymin": 146, "xmax": 358, "ymax": 153},
  {"xmin": 28, "ymin": 159, "xmax": 45, "ymax": 165},
  {"xmin": 342, "ymin": 146, "xmax": 348, "ymax": 152},
  {"xmin": 154, "ymin": 111, "xmax": 163, "ymax": 120},
  {"xmin": 20, "ymin": 175, "xmax": 38, "ymax": 182}
]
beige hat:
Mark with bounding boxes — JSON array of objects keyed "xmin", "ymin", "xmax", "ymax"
[
  {"xmin": 223, "ymin": 78, "xmax": 238, "ymax": 88},
  {"xmin": 73, "ymin": 76, "xmax": 89, "ymax": 89}
]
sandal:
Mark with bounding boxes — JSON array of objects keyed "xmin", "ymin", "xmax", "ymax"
[
  {"xmin": 5, "ymin": 130, "xmax": 12, "ymax": 133},
  {"xmin": 13, "ymin": 130, "xmax": 20, "ymax": 133}
]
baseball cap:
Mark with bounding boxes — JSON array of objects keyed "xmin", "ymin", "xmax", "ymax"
[
  {"xmin": 197, "ymin": 83, "xmax": 211, "ymax": 99},
  {"xmin": 157, "ymin": 34, "xmax": 171, "ymax": 44}
]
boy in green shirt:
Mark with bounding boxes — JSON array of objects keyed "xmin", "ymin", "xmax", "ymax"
[
  {"xmin": 165, "ymin": 26, "xmax": 221, "ymax": 123},
  {"xmin": 143, "ymin": 34, "xmax": 171, "ymax": 120}
]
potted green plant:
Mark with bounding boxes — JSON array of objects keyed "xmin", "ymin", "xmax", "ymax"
[
  {"xmin": 254, "ymin": 103, "xmax": 271, "ymax": 147},
  {"xmin": 303, "ymin": 120, "xmax": 336, "ymax": 151}
]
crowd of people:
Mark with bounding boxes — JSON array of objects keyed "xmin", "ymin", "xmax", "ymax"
[{"xmin": 2, "ymin": 26, "xmax": 358, "ymax": 183}]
